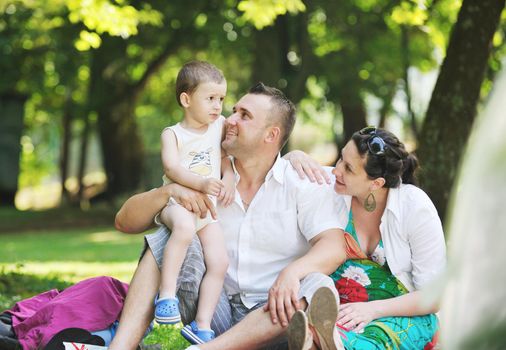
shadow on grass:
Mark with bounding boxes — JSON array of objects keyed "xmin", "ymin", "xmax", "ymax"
[
  {"xmin": 0, "ymin": 267, "xmax": 72, "ymax": 311},
  {"xmin": 0, "ymin": 205, "xmax": 118, "ymax": 234}
]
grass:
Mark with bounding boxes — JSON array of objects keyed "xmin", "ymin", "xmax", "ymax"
[
  {"xmin": 0, "ymin": 205, "xmax": 118, "ymax": 233},
  {"xmin": 0, "ymin": 227, "xmax": 143, "ymax": 282},
  {"xmin": 0, "ymin": 226, "xmax": 189, "ymax": 349}
]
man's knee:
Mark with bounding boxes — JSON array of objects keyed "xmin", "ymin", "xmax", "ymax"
[{"xmin": 299, "ymin": 272, "xmax": 338, "ymax": 305}]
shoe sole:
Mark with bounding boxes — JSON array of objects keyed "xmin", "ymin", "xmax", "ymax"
[
  {"xmin": 181, "ymin": 325, "xmax": 205, "ymax": 345},
  {"xmin": 287, "ymin": 310, "xmax": 312, "ymax": 350},
  {"xmin": 307, "ymin": 287, "xmax": 339, "ymax": 350},
  {"xmin": 155, "ymin": 315, "xmax": 181, "ymax": 324}
]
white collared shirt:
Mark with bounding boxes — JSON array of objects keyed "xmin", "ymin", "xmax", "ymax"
[
  {"xmin": 335, "ymin": 184, "xmax": 447, "ymax": 292},
  {"xmin": 218, "ymin": 157, "xmax": 345, "ymax": 307}
]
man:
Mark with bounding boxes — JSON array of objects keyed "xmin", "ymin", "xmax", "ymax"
[{"xmin": 109, "ymin": 83, "xmax": 346, "ymax": 350}]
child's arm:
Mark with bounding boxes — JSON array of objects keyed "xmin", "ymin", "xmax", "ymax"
[
  {"xmin": 218, "ymin": 149, "xmax": 235, "ymax": 207},
  {"xmin": 162, "ymin": 128, "xmax": 223, "ymax": 196}
]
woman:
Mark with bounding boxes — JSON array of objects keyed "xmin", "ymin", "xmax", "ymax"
[{"xmin": 287, "ymin": 127, "xmax": 446, "ymax": 350}]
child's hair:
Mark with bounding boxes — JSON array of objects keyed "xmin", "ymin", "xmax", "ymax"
[{"xmin": 175, "ymin": 61, "xmax": 225, "ymax": 106}]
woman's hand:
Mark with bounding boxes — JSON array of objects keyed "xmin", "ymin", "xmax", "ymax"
[
  {"xmin": 218, "ymin": 171, "xmax": 236, "ymax": 207},
  {"xmin": 283, "ymin": 150, "xmax": 331, "ymax": 185},
  {"xmin": 337, "ymin": 302, "xmax": 378, "ymax": 333}
]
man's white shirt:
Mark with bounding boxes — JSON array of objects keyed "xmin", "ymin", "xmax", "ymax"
[{"xmin": 219, "ymin": 157, "xmax": 345, "ymax": 307}]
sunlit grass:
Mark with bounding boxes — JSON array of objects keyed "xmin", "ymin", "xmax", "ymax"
[
  {"xmin": 0, "ymin": 227, "xmax": 145, "ymax": 263},
  {"xmin": 0, "ymin": 262, "xmax": 137, "ymax": 283},
  {"xmin": 0, "ymin": 227, "xmax": 147, "ymax": 282},
  {"xmin": 0, "ymin": 226, "xmax": 189, "ymax": 349},
  {"xmin": 144, "ymin": 324, "xmax": 190, "ymax": 350}
]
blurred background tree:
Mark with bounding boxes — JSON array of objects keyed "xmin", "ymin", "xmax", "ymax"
[{"xmin": 1, "ymin": 0, "xmax": 504, "ymax": 223}]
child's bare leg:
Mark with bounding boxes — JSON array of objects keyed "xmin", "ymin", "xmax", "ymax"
[
  {"xmin": 159, "ymin": 204, "xmax": 196, "ymax": 298},
  {"xmin": 195, "ymin": 222, "xmax": 229, "ymax": 330}
]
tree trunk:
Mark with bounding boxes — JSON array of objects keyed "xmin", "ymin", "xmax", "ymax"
[
  {"xmin": 251, "ymin": 17, "xmax": 285, "ymax": 88},
  {"xmin": 417, "ymin": 0, "xmax": 505, "ymax": 220},
  {"xmin": 60, "ymin": 91, "xmax": 72, "ymax": 204},
  {"xmin": 0, "ymin": 93, "xmax": 27, "ymax": 207},
  {"xmin": 77, "ymin": 110, "xmax": 91, "ymax": 202},
  {"xmin": 337, "ymin": 72, "xmax": 368, "ymax": 148},
  {"xmin": 87, "ymin": 36, "xmax": 144, "ymax": 199},
  {"xmin": 97, "ymin": 97, "xmax": 143, "ymax": 198},
  {"xmin": 378, "ymin": 85, "xmax": 396, "ymax": 128},
  {"xmin": 401, "ymin": 26, "xmax": 418, "ymax": 139},
  {"xmin": 340, "ymin": 99, "xmax": 367, "ymax": 146},
  {"xmin": 251, "ymin": 14, "xmax": 313, "ymax": 105}
]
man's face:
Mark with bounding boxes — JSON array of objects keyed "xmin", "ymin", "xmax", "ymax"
[{"xmin": 222, "ymin": 93, "xmax": 273, "ymax": 157}]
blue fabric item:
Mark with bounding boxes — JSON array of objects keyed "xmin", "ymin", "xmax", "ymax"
[
  {"xmin": 91, "ymin": 321, "xmax": 118, "ymax": 346},
  {"xmin": 91, "ymin": 320, "xmax": 153, "ymax": 346},
  {"xmin": 181, "ymin": 321, "xmax": 215, "ymax": 345}
]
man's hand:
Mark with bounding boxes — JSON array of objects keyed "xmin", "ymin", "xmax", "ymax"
[
  {"xmin": 337, "ymin": 302, "xmax": 377, "ymax": 333},
  {"xmin": 201, "ymin": 178, "xmax": 224, "ymax": 197},
  {"xmin": 263, "ymin": 268, "xmax": 301, "ymax": 327},
  {"xmin": 283, "ymin": 150, "xmax": 331, "ymax": 185},
  {"xmin": 170, "ymin": 183, "xmax": 217, "ymax": 219}
]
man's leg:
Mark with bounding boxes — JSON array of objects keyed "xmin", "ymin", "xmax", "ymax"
[
  {"xmin": 198, "ymin": 304, "xmax": 288, "ymax": 350},
  {"xmin": 108, "ymin": 250, "xmax": 160, "ymax": 350},
  {"xmin": 197, "ymin": 273, "xmax": 336, "ymax": 350}
]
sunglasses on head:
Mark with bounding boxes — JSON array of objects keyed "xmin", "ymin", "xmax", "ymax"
[{"xmin": 358, "ymin": 126, "xmax": 401, "ymax": 158}]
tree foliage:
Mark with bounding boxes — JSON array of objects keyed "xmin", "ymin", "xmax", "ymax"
[{"xmin": 1, "ymin": 0, "xmax": 504, "ymax": 217}]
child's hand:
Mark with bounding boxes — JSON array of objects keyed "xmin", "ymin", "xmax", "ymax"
[
  {"xmin": 218, "ymin": 173, "xmax": 235, "ymax": 207},
  {"xmin": 201, "ymin": 178, "xmax": 224, "ymax": 196}
]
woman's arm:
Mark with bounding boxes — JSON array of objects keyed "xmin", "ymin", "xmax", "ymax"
[
  {"xmin": 338, "ymin": 290, "xmax": 439, "ymax": 332},
  {"xmin": 115, "ymin": 184, "xmax": 216, "ymax": 234},
  {"xmin": 373, "ymin": 290, "xmax": 439, "ymax": 317},
  {"xmin": 219, "ymin": 149, "xmax": 235, "ymax": 207}
]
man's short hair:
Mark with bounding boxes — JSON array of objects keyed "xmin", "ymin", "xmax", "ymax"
[
  {"xmin": 175, "ymin": 61, "xmax": 225, "ymax": 106},
  {"xmin": 248, "ymin": 82, "xmax": 296, "ymax": 148}
]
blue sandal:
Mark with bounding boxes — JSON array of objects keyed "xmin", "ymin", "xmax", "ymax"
[
  {"xmin": 154, "ymin": 295, "xmax": 181, "ymax": 324},
  {"xmin": 181, "ymin": 321, "xmax": 215, "ymax": 344}
]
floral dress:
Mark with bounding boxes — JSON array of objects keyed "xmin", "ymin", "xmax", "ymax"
[{"xmin": 329, "ymin": 211, "xmax": 439, "ymax": 350}]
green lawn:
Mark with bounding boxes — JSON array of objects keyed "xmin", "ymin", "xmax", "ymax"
[
  {"xmin": 0, "ymin": 227, "xmax": 144, "ymax": 282},
  {"xmin": 0, "ymin": 226, "xmax": 188, "ymax": 349}
]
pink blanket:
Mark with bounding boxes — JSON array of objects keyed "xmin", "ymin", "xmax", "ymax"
[{"xmin": 6, "ymin": 276, "xmax": 128, "ymax": 350}]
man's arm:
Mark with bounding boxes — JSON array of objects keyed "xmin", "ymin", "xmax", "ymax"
[
  {"xmin": 115, "ymin": 184, "xmax": 217, "ymax": 234},
  {"xmin": 265, "ymin": 228, "xmax": 346, "ymax": 327}
]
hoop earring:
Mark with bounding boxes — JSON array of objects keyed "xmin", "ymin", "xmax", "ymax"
[{"xmin": 364, "ymin": 192, "xmax": 376, "ymax": 212}]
